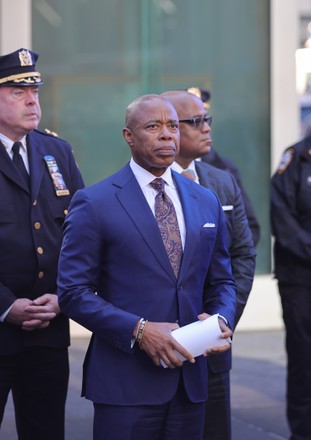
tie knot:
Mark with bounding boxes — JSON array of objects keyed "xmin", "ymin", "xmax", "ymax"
[
  {"xmin": 150, "ymin": 178, "xmax": 165, "ymax": 192},
  {"xmin": 12, "ymin": 142, "xmax": 22, "ymax": 155}
]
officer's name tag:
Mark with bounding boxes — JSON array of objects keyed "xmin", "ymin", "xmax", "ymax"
[{"xmin": 44, "ymin": 155, "xmax": 70, "ymax": 196}]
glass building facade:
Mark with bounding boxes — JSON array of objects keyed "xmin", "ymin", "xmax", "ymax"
[{"xmin": 32, "ymin": 0, "xmax": 270, "ymax": 273}]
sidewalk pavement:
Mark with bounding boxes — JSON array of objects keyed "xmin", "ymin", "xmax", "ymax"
[{"xmin": 0, "ymin": 329, "xmax": 290, "ymax": 440}]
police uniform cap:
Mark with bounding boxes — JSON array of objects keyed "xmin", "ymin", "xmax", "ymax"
[{"xmin": 0, "ymin": 48, "xmax": 43, "ymax": 86}]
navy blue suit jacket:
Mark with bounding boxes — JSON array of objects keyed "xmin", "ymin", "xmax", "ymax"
[
  {"xmin": 0, "ymin": 129, "xmax": 84, "ymax": 354},
  {"xmin": 57, "ymin": 163, "xmax": 236, "ymax": 405}
]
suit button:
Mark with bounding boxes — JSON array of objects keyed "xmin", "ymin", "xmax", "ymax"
[
  {"xmin": 38, "ymin": 271, "xmax": 44, "ymax": 279},
  {"xmin": 64, "ymin": 209, "xmax": 68, "ymax": 215},
  {"xmin": 37, "ymin": 247, "xmax": 44, "ymax": 255},
  {"xmin": 177, "ymin": 285, "xmax": 183, "ymax": 291},
  {"xmin": 34, "ymin": 222, "xmax": 41, "ymax": 230},
  {"xmin": 33, "ymin": 200, "xmax": 37, "ymax": 206}
]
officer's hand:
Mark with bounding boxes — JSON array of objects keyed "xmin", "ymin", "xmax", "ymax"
[
  {"xmin": 22, "ymin": 294, "xmax": 59, "ymax": 330},
  {"xmin": 25, "ymin": 293, "xmax": 60, "ymax": 315},
  {"xmin": 5, "ymin": 298, "xmax": 34, "ymax": 326}
]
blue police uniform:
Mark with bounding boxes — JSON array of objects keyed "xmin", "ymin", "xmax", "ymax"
[{"xmin": 0, "ymin": 48, "xmax": 84, "ymax": 440}]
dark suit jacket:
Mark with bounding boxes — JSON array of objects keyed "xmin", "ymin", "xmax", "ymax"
[
  {"xmin": 202, "ymin": 149, "xmax": 260, "ymax": 246},
  {"xmin": 0, "ymin": 129, "xmax": 84, "ymax": 355},
  {"xmin": 195, "ymin": 161, "xmax": 256, "ymax": 373},
  {"xmin": 57, "ymin": 163, "xmax": 236, "ymax": 405}
]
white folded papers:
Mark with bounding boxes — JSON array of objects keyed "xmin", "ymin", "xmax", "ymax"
[{"xmin": 161, "ymin": 314, "xmax": 231, "ymax": 368}]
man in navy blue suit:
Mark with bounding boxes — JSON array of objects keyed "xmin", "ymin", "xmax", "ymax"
[
  {"xmin": 57, "ymin": 94, "xmax": 236, "ymax": 440},
  {"xmin": 0, "ymin": 48, "xmax": 84, "ymax": 440},
  {"xmin": 163, "ymin": 90, "xmax": 256, "ymax": 439}
]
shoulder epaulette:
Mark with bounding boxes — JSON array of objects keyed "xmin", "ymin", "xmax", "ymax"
[{"xmin": 44, "ymin": 128, "xmax": 59, "ymax": 137}]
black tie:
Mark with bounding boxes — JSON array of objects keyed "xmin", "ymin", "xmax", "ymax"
[{"xmin": 12, "ymin": 142, "xmax": 30, "ymax": 186}]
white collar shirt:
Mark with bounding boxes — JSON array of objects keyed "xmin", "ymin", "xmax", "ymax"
[
  {"xmin": 129, "ymin": 158, "xmax": 186, "ymax": 248},
  {"xmin": 0, "ymin": 133, "xmax": 29, "ymax": 173}
]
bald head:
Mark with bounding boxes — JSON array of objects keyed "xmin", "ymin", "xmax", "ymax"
[
  {"xmin": 125, "ymin": 94, "xmax": 177, "ymax": 130},
  {"xmin": 161, "ymin": 90, "xmax": 203, "ymax": 119},
  {"xmin": 161, "ymin": 90, "xmax": 212, "ymax": 167}
]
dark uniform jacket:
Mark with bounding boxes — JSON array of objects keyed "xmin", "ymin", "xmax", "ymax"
[
  {"xmin": 0, "ymin": 129, "xmax": 84, "ymax": 355},
  {"xmin": 202, "ymin": 148, "xmax": 260, "ymax": 247},
  {"xmin": 195, "ymin": 161, "xmax": 256, "ymax": 373},
  {"xmin": 271, "ymin": 136, "xmax": 311, "ymax": 287}
]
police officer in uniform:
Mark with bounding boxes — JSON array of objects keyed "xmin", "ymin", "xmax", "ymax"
[
  {"xmin": 271, "ymin": 135, "xmax": 311, "ymax": 440},
  {"xmin": 0, "ymin": 48, "xmax": 84, "ymax": 440}
]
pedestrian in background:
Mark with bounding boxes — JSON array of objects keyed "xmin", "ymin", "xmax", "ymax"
[{"xmin": 0, "ymin": 48, "xmax": 84, "ymax": 440}]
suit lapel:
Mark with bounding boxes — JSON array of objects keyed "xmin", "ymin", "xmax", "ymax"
[
  {"xmin": 27, "ymin": 133, "xmax": 45, "ymax": 200},
  {"xmin": 172, "ymin": 172, "xmax": 201, "ymax": 281},
  {"xmin": 114, "ymin": 165, "xmax": 176, "ymax": 281},
  {"xmin": 196, "ymin": 162, "xmax": 211, "ymax": 188}
]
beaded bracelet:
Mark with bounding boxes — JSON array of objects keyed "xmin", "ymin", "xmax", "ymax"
[{"xmin": 136, "ymin": 319, "xmax": 148, "ymax": 348}]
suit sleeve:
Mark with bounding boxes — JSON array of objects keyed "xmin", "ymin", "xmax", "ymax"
[
  {"xmin": 227, "ymin": 175, "xmax": 256, "ymax": 326},
  {"xmin": 202, "ymin": 196, "xmax": 237, "ymax": 330},
  {"xmin": 225, "ymin": 159, "xmax": 260, "ymax": 247},
  {"xmin": 57, "ymin": 190, "xmax": 140, "ymax": 353}
]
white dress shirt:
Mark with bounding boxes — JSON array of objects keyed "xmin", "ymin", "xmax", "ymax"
[
  {"xmin": 130, "ymin": 158, "xmax": 186, "ymax": 249},
  {"xmin": 0, "ymin": 133, "xmax": 29, "ymax": 172},
  {"xmin": 171, "ymin": 160, "xmax": 200, "ymax": 184}
]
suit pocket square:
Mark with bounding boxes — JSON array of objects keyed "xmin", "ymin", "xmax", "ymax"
[
  {"xmin": 203, "ymin": 222, "xmax": 216, "ymax": 228},
  {"xmin": 222, "ymin": 205, "xmax": 233, "ymax": 211}
]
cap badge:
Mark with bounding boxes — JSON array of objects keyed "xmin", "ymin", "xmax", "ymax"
[{"xmin": 19, "ymin": 50, "xmax": 33, "ymax": 67}]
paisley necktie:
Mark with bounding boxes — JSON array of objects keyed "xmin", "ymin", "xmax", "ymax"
[{"xmin": 150, "ymin": 178, "xmax": 183, "ymax": 277}]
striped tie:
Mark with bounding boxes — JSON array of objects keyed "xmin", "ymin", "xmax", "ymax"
[{"xmin": 181, "ymin": 169, "xmax": 196, "ymax": 181}]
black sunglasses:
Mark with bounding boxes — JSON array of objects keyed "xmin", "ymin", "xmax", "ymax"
[{"xmin": 179, "ymin": 115, "xmax": 212, "ymax": 130}]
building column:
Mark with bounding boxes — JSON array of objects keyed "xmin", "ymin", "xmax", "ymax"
[
  {"xmin": 0, "ymin": 0, "xmax": 31, "ymax": 53},
  {"xmin": 238, "ymin": 0, "xmax": 299, "ymax": 331},
  {"xmin": 271, "ymin": 0, "xmax": 300, "ymax": 173}
]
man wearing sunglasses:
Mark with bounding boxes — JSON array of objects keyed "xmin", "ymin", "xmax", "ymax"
[
  {"xmin": 162, "ymin": 90, "xmax": 256, "ymax": 440},
  {"xmin": 187, "ymin": 87, "xmax": 260, "ymax": 248}
]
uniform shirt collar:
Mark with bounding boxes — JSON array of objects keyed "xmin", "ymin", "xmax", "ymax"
[{"xmin": 0, "ymin": 133, "xmax": 27, "ymax": 154}]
